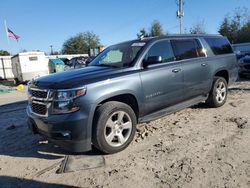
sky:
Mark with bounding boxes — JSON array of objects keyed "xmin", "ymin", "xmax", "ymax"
[{"xmin": 0, "ymin": 0, "xmax": 250, "ymax": 54}]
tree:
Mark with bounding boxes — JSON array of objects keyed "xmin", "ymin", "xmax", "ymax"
[
  {"xmin": 62, "ymin": 31, "xmax": 101, "ymax": 54},
  {"xmin": 238, "ymin": 22, "xmax": 250, "ymax": 43},
  {"xmin": 218, "ymin": 17, "xmax": 231, "ymax": 39},
  {"xmin": 189, "ymin": 20, "xmax": 207, "ymax": 34},
  {"xmin": 137, "ymin": 20, "xmax": 167, "ymax": 38},
  {"xmin": 0, "ymin": 50, "xmax": 10, "ymax": 56},
  {"xmin": 150, "ymin": 20, "xmax": 165, "ymax": 37},
  {"xmin": 218, "ymin": 7, "xmax": 250, "ymax": 43}
]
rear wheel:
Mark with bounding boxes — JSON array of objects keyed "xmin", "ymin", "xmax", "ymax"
[
  {"xmin": 206, "ymin": 77, "xmax": 228, "ymax": 108},
  {"xmin": 92, "ymin": 101, "xmax": 137, "ymax": 154}
]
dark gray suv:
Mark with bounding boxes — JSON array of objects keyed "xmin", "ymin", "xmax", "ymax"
[{"xmin": 27, "ymin": 35, "xmax": 238, "ymax": 154}]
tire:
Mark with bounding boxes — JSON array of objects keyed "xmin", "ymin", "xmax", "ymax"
[
  {"xmin": 206, "ymin": 77, "xmax": 228, "ymax": 108},
  {"xmin": 92, "ymin": 101, "xmax": 137, "ymax": 154}
]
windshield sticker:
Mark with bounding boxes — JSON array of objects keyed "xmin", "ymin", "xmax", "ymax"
[{"xmin": 132, "ymin": 42, "xmax": 146, "ymax": 47}]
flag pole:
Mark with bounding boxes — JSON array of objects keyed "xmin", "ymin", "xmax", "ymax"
[{"xmin": 4, "ymin": 20, "xmax": 10, "ymax": 45}]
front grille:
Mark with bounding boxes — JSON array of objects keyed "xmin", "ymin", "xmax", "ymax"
[
  {"xmin": 31, "ymin": 89, "xmax": 48, "ymax": 99},
  {"xmin": 31, "ymin": 102, "xmax": 47, "ymax": 115},
  {"xmin": 244, "ymin": 65, "xmax": 250, "ymax": 70}
]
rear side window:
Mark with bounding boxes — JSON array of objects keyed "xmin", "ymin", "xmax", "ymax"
[
  {"xmin": 204, "ymin": 37, "xmax": 233, "ymax": 55},
  {"xmin": 171, "ymin": 39, "xmax": 204, "ymax": 60},
  {"xmin": 146, "ymin": 41, "xmax": 175, "ymax": 63}
]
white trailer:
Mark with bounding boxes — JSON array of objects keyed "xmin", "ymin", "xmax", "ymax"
[
  {"xmin": 11, "ymin": 52, "xmax": 49, "ymax": 83},
  {"xmin": 0, "ymin": 56, "xmax": 14, "ymax": 79}
]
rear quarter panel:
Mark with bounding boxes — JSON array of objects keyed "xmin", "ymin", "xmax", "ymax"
[{"xmin": 200, "ymin": 37, "xmax": 238, "ymax": 86}]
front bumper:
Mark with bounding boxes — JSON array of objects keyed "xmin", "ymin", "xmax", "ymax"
[{"xmin": 27, "ymin": 106, "xmax": 93, "ymax": 152}]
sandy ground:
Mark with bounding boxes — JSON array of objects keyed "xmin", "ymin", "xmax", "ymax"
[{"xmin": 0, "ymin": 80, "xmax": 250, "ymax": 188}]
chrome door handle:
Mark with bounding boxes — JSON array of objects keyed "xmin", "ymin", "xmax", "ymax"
[
  {"xmin": 201, "ymin": 63, "xmax": 207, "ymax": 67},
  {"xmin": 172, "ymin": 68, "xmax": 181, "ymax": 73}
]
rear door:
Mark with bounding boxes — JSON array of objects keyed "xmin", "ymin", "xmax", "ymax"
[
  {"xmin": 171, "ymin": 39, "xmax": 211, "ymax": 100},
  {"xmin": 139, "ymin": 40, "xmax": 184, "ymax": 115}
]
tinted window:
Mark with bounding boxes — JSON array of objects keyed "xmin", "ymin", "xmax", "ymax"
[
  {"xmin": 146, "ymin": 41, "xmax": 175, "ymax": 63},
  {"xmin": 204, "ymin": 37, "xmax": 233, "ymax": 55},
  {"xmin": 171, "ymin": 39, "xmax": 204, "ymax": 60}
]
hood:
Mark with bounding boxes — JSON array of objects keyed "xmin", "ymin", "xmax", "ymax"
[{"xmin": 31, "ymin": 66, "xmax": 130, "ymax": 89}]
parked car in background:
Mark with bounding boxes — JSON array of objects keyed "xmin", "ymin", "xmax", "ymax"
[
  {"xmin": 59, "ymin": 58, "xmax": 70, "ymax": 65},
  {"xmin": 64, "ymin": 56, "xmax": 88, "ymax": 70},
  {"xmin": 232, "ymin": 42, "xmax": 250, "ymax": 57},
  {"xmin": 238, "ymin": 55, "xmax": 250, "ymax": 78},
  {"xmin": 27, "ymin": 35, "xmax": 238, "ymax": 154}
]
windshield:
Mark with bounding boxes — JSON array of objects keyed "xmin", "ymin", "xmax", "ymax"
[{"xmin": 89, "ymin": 42, "xmax": 145, "ymax": 68}]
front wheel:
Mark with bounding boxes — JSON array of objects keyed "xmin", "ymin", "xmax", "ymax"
[
  {"xmin": 206, "ymin": 77, "xmax": 228, "ymax": 108},
  {"xmin": 92, "ymin": 101, "xmax": 137, "ymax": 154}
]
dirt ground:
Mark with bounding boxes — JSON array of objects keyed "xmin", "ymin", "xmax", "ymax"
[{"xmin": 0, "ymin": 80, "xmax": 250, "ymax": 188}]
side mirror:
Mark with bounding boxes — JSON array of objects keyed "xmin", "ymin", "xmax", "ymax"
[{"xmin": 143, "ymin": 56, "xmax": 162, "ymax": 67}]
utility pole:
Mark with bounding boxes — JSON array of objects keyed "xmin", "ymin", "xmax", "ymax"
[
  {"xmin": 50, "ymin": 45, "xmax": 53, "ymax": 55},
  {"xmin": 176, "ymin": 0, "xmax": 184, "ymax": 34}
]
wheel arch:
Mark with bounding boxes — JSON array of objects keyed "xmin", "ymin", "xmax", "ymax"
[
  {"xmin": 214, "ymin": 69, "xmax": 229, "ymax": 83},
  {"xmin": 94, "ymin": 93, "xmax": 140, "ymax": 121}
]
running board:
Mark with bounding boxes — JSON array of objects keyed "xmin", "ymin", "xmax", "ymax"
[{"xmin": 139, "ymin": 95, "xmax": 207, "ymax": 123}]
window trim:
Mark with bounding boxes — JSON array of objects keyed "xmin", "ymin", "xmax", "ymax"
[
  {"xmin": 204, "ymin": 37, "xmax": 233, "ymax": 55},
  {"xmin": 170, "ymin": 38, "xmax": 207, "ymax": 61},
  {"xmin": 141, "ymin": 39, "xmax": 176, "ymax": 67},
  {"xmin": 138, "ymin": 38, "xmax": 208, "ymax": 69}
]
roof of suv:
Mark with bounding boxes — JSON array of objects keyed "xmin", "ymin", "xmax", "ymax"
[{"xmin": 117, "ymin": 34, "xmax": 223, "ymax": 46}]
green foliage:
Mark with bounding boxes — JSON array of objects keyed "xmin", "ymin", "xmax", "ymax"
[
  {"xmin": 150, "ymin": 20, "xmax": 165, "ymax": 37},
  {"xmin": 219, "ymin": 17, "xmax": 231, "ymax": 39},
  {"xmin": 219, "ymin": 7, "xmax": 250, "ymax": 43},
  {"xmin": 137, "ymin": 20, "xmax": 167, "ymax": 38},
  {"xmin": 0, "ymin": 50, "xmax": 10, "ymax": 56},
  {"xmin": 189, "ymin": 20, "xmax": 207, "ymax": 34},
  {"xmin": 62, "ymin": 32, "xmax": 101, "ymax": 54}
]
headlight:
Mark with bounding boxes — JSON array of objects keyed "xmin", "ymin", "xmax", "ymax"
[{"xmin": 52, "ymin": 87, "xmax": 86, "ymax": 114}]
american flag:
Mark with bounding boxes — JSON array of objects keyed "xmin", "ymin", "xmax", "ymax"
[{"xmin": 7, "ymin": 28, "xmax": 20, "ymax": 42}]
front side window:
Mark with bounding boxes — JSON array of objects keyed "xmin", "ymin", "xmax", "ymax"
[
  {"xmin": 171, "ymin": 39, "xmax": 204, "ymax": 60},
  {"xmin": 89, "ymin": 42, "xmax": 144, "ymax": 68},
  {"xmin": 146, "ymin": 41, "xmax": 175, "ymax": 63}
]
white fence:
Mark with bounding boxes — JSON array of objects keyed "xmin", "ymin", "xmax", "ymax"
[{"xmin": 46, "ymin": 54, "xmax": 88, "ymax": 60}]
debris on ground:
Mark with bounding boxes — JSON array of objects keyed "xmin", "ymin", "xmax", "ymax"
[
  {"xmin": 229, "ymin": 117, "xmax": 248, "ymax": 129},
  {"xmin": 16, "ymin": 84, "xmax": 25, "ymax": 91},
  {"xmin": 0, "ymin": 85, "xmax": 15, "ymax": 94},
  {"xmin": 57, "ymin": 155, "xmax": 105, "ymax": 174}
]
